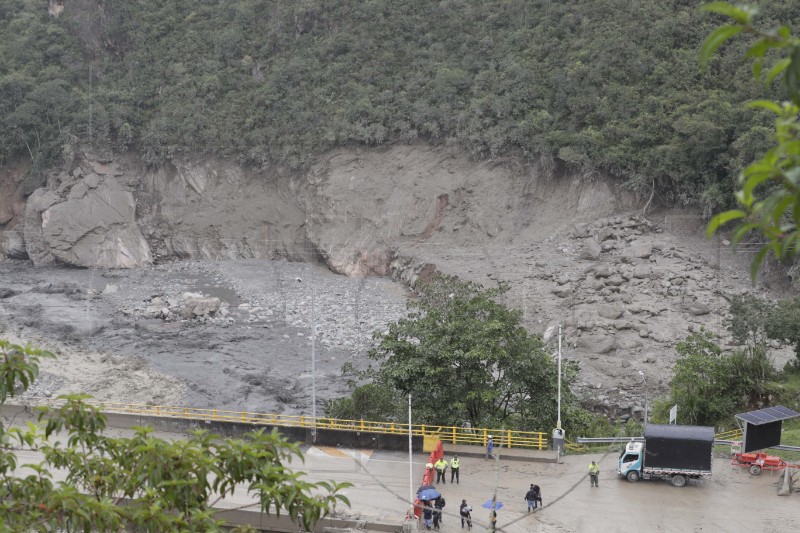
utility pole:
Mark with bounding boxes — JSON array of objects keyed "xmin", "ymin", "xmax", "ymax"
[
  {"xmin": 408, "ymin": 393, "xmax": 413, "ymax": 505},
  {"xmin": 557, "ymin": 324, "xmax": 562, "ymax": 430},
  {"xmin": 296, "ymin": 276, "xmax": 317, "ymax": 442},
  {"xmin": 639, "ymin": 370, "xmax": 648, "ymax": 429}
]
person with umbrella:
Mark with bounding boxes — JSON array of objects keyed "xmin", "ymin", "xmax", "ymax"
[
  {"xmin": 422, "ymin": 502, "xmax": 433, "ymax": 530},
  {"xmin": 482, "ymin": 498, "xmax": 503, "ymax": 533},
  {"xmin": 417, "ymin": 485, "xmax": 441, "ymax": 502}
]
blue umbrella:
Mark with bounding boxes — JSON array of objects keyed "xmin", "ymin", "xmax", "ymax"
[
  {"xmin": 418, "ymin": 487, "xmax": 441, "ymax": 501},
  {"xmin": 482, "ymin": 499, "xmax": 504, "ymax": 510}
]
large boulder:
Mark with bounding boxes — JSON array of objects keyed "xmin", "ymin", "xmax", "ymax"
[
  {"xmin": 598, "ymin": 304, "xmax": 625, "ymax": 320},
  {"xmin": 26, "ymin": 176, "xmax": 151, "ymax": 268},
  {"xmin": 23, "ymin": 189, "xmax": 61, "ymax": 265},
  {"xmin": 577, "ymin": 335, "xmax": 617, "ymax": 354}
]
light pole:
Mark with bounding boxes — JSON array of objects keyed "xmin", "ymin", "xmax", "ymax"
[
  {"xmin": 639, "ymin": 370, "xmax": 648, "ymax": 429},
  {"xmin": 557, "ymin": 324, "xmax": 562, "ymax": 430},
  {"xmin": 296, "ymin": 276, "xmax": 317, "ymax": 442}
]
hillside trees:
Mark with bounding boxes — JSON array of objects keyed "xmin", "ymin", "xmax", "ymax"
[
  {"xmin": 330, "ymin": 276, "xmax": 588, "ymax": 432},
  {"xmin": 663, "ymin": 331, "xmax": 775, "ymax": 426},
  {"xmin": 0, "ymin": 339, "xmax": 350, "ymax": 531},
  {"xmin": 3, "ymin": 0, "xmax": 800, "ymax": 210}
]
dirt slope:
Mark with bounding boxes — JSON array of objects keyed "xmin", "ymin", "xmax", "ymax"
[{"xmin": 0, "ymin": 144, "xmax": 794, "ymax": 417}]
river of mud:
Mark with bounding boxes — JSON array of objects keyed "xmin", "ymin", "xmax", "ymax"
[{"xmin": 0, "ymin": 259, "xmax": 408, "ymax": 414}]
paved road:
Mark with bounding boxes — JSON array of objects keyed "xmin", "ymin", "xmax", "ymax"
[{"xmin": 8, "ymin": 426, "xmax": 799, "ymax": 532}]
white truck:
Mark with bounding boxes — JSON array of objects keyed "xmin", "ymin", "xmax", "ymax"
[{"xmin": 617, "ymin": 424, "xmax": 714, "ymax": 487}]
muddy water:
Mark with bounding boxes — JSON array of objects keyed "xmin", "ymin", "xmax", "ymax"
[{"xmin": 0, "ymin": 259, "xmax": 408, "ymax": 414}]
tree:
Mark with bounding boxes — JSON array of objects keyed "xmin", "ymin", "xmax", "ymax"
[
  {"xmin": 703, "ymin": 2, "xmax": 800, "ymax": 277},
  {"xmin": 725, "ymin": 293, "xmax": 800, "ymax": 368},
  {"xmin": 667, "ymin": 331, "xmax": 774, "ymax": 426},
  {"xmin": 0, "ymin": 339, "xmax": 350, "ymax": 531},
  {"xmin": 364, "ymin": 275, "xmax": 562, "ymax": 431}
]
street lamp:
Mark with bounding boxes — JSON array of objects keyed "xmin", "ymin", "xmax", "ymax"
[
  {"xmin": 639, "ymin": 370, "xmax": 648, "ymax": 429},
  {"xmin": 296, "ymin": 276, "xmax": 317, "ymax": 442}
]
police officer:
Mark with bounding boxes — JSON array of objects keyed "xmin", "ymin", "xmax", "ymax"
[
  {"xmin": 434, "ymin": 457, "xmax": 448, "ymax": 484},
  {"xmin": 450, "ymin": 455, "xmax": 460, "ymax": 484}
]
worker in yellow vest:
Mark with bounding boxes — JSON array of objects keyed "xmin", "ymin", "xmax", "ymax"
[
  {"xmin": 450, "ymin": 455, "xmax": 460, "ymax": 484},
  {"xmin": 434, "ymin": 457, "xmax": 448, "ymax": 484},
  {"xmin": 588, "ymin": 461, "xmax": 600, "ymax": 487}
]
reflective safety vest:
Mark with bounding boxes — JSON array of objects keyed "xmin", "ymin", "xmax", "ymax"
[
  {"xmin": 451, "ymin": 458, "xmax": 460, "ymax": 469},
  {"xmin": 588, "ymin": 463, "xmax": 599, "ymax": 475},
  {"xmin": 435, "ymin": 459, "xmax": 447, "ymax": 472}
]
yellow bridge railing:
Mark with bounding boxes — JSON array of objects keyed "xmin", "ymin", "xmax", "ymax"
[
  {"xmin": 36, "ymin": 400, "xmax": 549, "ymax": 450},
  {"xmin": 715, "ymin": 428, "xmax": 743, "ymax": 442}
]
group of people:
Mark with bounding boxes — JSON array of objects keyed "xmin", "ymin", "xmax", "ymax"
[
  {"xmin": 431, "ymin": 455, "xmax": 460, "ymax": 484},
  {"xmin": 419, "ymin": 496, "xmax": 447, "ymax": 530},
  {"xmin": 523, "ymin": 484, "xmax": 542, "ymax": 512}
]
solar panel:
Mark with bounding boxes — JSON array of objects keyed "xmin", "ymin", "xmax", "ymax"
[{"xmin": 735, "ymin": 406, "xmax": 800, "ymax": 426}]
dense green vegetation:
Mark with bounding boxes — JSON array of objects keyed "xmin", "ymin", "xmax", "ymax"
[
  {"xmin": 326, "ymin": 276, "xmax": 593, "ymax": 434},
  {"xmin": 652, "ymin": 293, "xmax": 800, "ymax": 429},
  {"xmin": 2, "ymin": 0, "xmax": 799, "ymax": 209}
]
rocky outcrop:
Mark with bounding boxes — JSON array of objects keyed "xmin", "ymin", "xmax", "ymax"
[{"xmin": 21, "ymin": 160, "xmax": 151, "ymax": 268}]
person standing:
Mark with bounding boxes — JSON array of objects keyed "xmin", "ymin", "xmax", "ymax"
[
  {"xmin": 486, "ymin": 435, "xmax": 495, "ymax": 459},
  {"xmin": 459, "ymin": 499, "xmax": 472, "ymax": 529},
  {"xmin": 589, "ymin": 461, "xmax": 600, "ymax": 487},
  {"xmin": 450, "ymin": 455, "xmax": 460, "ymax": 483},
  {"xmin": 422, "ymin": 503, "xmax": 433, "ymax": 530},
  {"xmin": 433, "ymin": 496, "xmax": 445, "ymax": 529},
  {"xmin": 434, "ymin": 457, "xmax": 448, "ymax": 484},
  {"xmin": 533, "ymin": 484, "xmax": 542, "ymax": 507},
  {"xmin": 524, "ymin": 484, "xmax": 538, "ymax": 512}
]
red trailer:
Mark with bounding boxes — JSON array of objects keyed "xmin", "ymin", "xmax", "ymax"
[{"xmin": 730, "ymin": 447, "xmax": 799, "ymax": 475}]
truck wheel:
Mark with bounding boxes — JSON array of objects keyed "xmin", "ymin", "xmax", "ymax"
[
  {"xmin": 626, "ymin": 471, "xmax": 640, "ymax": 483},
  {"xmin": 671, "ymin": 475, "xmax": 687, "ymax": 488},
  {"xmin": 749, "ymin": 465, "xmax": 762, "ymax": 475}
]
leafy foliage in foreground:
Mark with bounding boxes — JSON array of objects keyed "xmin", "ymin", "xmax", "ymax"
[
  {"xmin": 2, "ymin": 0, "xmax": 799, "ymax": 210},
  {"xmin": 703, "ymin": 2, "xmax": 800, "ymax": 276},
  {"xmin": 0, "ymin": 339, "xmax": 350, "ymax": 531}
]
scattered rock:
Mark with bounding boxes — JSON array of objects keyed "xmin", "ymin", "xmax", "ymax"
[
  {"xmin": 580, "ymin": 239, "xmax": 602, "ymax": 260},
  {"xmin": 598, "ymin": 304, "xmax": 625, "ymax": 320},
  {"xmin": 578, "ymin": 335, "xmax": 616, "ymax": 354},
  {"xmin": 688, "ymin": 302, "xmax": 711, "ymax": 316},
  {"xmin": 552, "ymin": 285, "xmax": 573, "ymax": 298}
]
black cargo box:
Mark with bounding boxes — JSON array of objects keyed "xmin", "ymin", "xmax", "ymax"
[{"xmin": 644, "ymin": 424, "xmax": 714, "ymax": 471}]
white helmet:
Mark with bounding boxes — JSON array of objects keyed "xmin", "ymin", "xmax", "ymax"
[{"xmin": 488, "ymin": 434, "xmax": 493, "ymax": 439}]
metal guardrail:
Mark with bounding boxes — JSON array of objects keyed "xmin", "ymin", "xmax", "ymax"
[
  {"xmin": 576, "ymin": 437, "xmax": 644, "ymax": 444},
  {"xmin": 29, "ymin": 399, "xmax": 548, "ymax": 450}
]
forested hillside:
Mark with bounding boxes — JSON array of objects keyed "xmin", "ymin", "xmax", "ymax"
[{"xmin": 2, "ymin": 0, "xmax": 797, "ymax": 210}]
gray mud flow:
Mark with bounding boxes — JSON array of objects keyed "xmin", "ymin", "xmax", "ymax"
[{"xmin": 0, "ymin": 259, "xmax": 407, "ymax": 414}]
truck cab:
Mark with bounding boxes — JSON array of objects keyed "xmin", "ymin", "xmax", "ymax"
[{"xmin": 617, "ymin": 441, "xmax": 643, "ymax": 481}]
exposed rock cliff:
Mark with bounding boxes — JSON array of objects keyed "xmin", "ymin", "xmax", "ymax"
[{"xmin": 0, "ymin": 145, "xmax": 794, "ymax": 417}]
